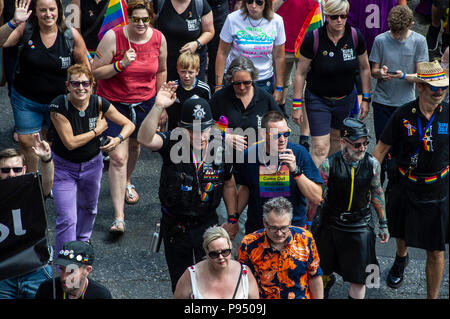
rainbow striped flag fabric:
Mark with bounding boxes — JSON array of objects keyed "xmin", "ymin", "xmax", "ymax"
[
  {"xmin": 294, "ymin": 0, "xmax": 323, "ymax": 58},
  {"xmin": 98, "ymin": 0, "xmax": 128, "ymax": 41}
]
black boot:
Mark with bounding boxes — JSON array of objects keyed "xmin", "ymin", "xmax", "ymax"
[{"xmin": 386, "ymin": 253, "xmax": 409, "ymax": 289}]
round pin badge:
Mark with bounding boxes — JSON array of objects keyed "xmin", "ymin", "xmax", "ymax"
[
  {"xmin": 79, "ymin": 110, "xmax": 85, "ymax": 117},
  {"xmin": 412, "ymin": 108, "xmax": 417, "ymax": 114},
  {"xmin": 64, "ymin": 250, "xmax": 69, "ymax": 256},
  {"xmin": 329, "ymin": 52, "xmax": 334, "ymax": 57},
  {"xmin": 76, "ymin": 255, "xmax": 83, "ymax": 262},
  {"xmin": 323, "ymin": 51, "xmax": 328, "ymax": 56}
]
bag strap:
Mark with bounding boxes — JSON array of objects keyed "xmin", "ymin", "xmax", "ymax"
[{"xmin": 232, "ymin": 263, "xmax": 243, "ymax": 299}]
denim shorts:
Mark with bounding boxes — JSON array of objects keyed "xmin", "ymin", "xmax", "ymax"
[
  {"xmin": 10, "ymin": 87, "xmax": 51, "ymax": 134},
  {"xmin": 0, "ymin": 264, "xmax": 52, "ymax": 299},
  {"xmin": 304, "ymin": 88, "xmax": 356, "ymax": 137}
]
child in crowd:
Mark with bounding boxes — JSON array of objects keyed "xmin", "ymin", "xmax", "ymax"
[{"xmin": 166, "ymin": 52, "xmax": 211, "ymax": 130}]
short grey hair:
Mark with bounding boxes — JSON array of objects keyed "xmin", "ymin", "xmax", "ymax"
[
  {"xmin": 202, "ymin": 225, "xmax": 232, "ymax": 253},
  {"xmin": 262, "ymin": 197, "xmax": 293, "ymax": 223},
  {"xmin": 224, "ymin": 56, "xmax": 259, "ymax": 83}
]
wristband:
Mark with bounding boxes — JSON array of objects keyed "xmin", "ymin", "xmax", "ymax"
[
  {"xmin": 117, "ymin": 134, "xmax": 124, "ymax": 143},
  {"xmin": 400, "ymin": 72, "xmax": 406, "ymax": 79},
  {"xmin": 379, "ymin": 218, "xmax": 388, "ymax": 228},
  {"xmin": 305, "ymin": 221, "xmax": 312, "ymax": 227},
  {"xmin": 41, "ymin": 155, "xmax": 53, "ymax": 163},
  {"xmin": 227, "ymin": 213, "xmax": 240, "ymax": 224},
  {"xmin": 362, "ymin": 92, "xmax": 371, "ymax": 98},
  {"xmin": 92, "ymin": 128, "xmax": 97, "ymax": 137},
  {"xmin": 275, "ymin": 86, "xmax": 283, "ymax": 92},
  {"xmin": 7, "ymin": 20, "xmax": 17, "ymax": 30},
  {"xmin": 215, "ymin": 84, "xmax": 224, "ymax": 87},
  {"xmin": 113, "ymin": 61, "xmax": 124, "ymax": 72},
  {"xmin": 292, "ymin": 98, "xmax": 302, "ymax": 110}
]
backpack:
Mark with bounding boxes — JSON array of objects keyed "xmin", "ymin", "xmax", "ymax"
[{"xmin": 312, "ymin": 26, "xmax": 358, "ymax": 57}]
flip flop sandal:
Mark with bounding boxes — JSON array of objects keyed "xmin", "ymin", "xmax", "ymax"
[
  {"xmin": 110, "ymin": 220, "xmax": 126, "ymax": 233},
  {"xmin": 125, "ymin": 184, "xmax": 139, "ymax": 205}
]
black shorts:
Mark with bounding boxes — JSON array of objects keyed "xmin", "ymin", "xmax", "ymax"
[
  {"xmin": 386, "ymin": 176, "xmax": 449, "ymax": 251},
  {"xmin": 316, "ymin": 221, "xmax": 378, "ymax": 284}
]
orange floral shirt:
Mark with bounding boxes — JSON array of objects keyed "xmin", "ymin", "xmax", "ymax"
[{"xmin": 238, "ymin": 226, "xmax": 322, "ymax": 299}]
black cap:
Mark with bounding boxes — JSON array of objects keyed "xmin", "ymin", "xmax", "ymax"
[
  {"xmin": 55, "ymin": 241, "xmax": 94, "ymax": 268},
  {"xmin": 341, "ymin": 118, "xmax": 371, "ymax": 141},
  {"xmin": 178, "ymin": 96, "xmax": 215, "ymax": 131}
]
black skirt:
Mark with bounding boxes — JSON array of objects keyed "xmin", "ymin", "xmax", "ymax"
[{"xmin": 386, "ymin": 175, "xmax": 449, "ymax": 251}]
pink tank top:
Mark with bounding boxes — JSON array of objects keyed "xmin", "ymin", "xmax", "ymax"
[{"xmin": 97, "ymin": 26, "xmax": 161, "ymax": 103}]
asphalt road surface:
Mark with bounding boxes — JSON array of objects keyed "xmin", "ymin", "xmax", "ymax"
[{"xmin": 0, "ymin": 0, "xmax": 447, "ymax": 301}]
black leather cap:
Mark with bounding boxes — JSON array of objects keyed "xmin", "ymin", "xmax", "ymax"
[{"xmin": 340, "ymin": 117, "xmax": 371, "ymax": 141}]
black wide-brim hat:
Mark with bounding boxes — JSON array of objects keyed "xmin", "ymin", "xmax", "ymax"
[
  {"xmin": 341, "ymin": 117, "xmax": 371, "ymax": 141},
  {"xmin": 178, "ymin": 96, "xmax": 215, "ymax": 131}
]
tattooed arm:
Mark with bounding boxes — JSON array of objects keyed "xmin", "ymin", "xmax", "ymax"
[
  {"xmin": 306, "ymin": 158, "xmax": 329, "ymax": 221},
  {"xmin": 369, "ymin": 156, "xmax": 389, "ymax": 243}
]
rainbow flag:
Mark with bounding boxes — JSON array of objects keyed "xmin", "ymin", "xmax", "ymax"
[
  {"xmin": 98, "ymin": 0, "xmax": 128, "ymax": 41},
  {"xmin": 294, "ymin": 1, "xmax": 323, "ymax": 58},
  {"xmin": 213, "ymin": 115, "xmax": 229, "ymax": 135}
]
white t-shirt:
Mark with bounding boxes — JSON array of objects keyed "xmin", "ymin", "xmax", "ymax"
[{"xmin": 220, "ymin": 9, "xmax": 286, "ymax": 81}]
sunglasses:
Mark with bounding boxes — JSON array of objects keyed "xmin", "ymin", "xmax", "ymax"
[
  {"xmin": 1, "ymin": 167, "xmax": 23, "ymax": 173},
  {"xmin": 267, "ymin": 129, "xmax": 291, "ymax": 139},
  {"xmin": 328, "ymin": 14, "xmax": 348, "ymax": 20},
  {"xmin": 69, "ymin": 80, "xmax": 91, "ymax": 88},
  {"xmin": 265, "ymin": 223, "xmax": 290, "ymax": 234},
  {"xmin": 246, "ymin": 0, "xmax": 264, "ymax": 6},
  {"xmin": 208, "ymin": 248, "xmax": 232, "ymax": 259},
  {"xmin": 345, "ymin": 138, "xmax": 370, "ymax": 149},
  {"xmin": 131, "ymin": 16, "xmax": 150, "ymax": 23},
  {"xmin": 232, "ymin": 80, "xmax": 253, "ymax": 86},
  {"xmin": 428, "ymin": 85, "xmax": 449, "ymax": 92}
]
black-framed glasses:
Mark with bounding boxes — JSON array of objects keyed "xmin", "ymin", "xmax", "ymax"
[
  {"xmin": 69, "ymin": 80, "xmax": 91, "ymax": 88},
  {"xmin": 208, "ymin": 248, "xmax": 232, "ymax": 259},
  {"xmin": 267, "ymin": 129, "xmax": 291, "ymax": 139},
  {"xmin": 246, "ymin": 0, "xmax": 264, "ymax": 6},
  {"xmin": 232, "ymin": 80, "xmax": 253, "ymax": 86},
  {"xmin": 1, "ymin": 167, "xmax": 23, "ymax": 173},
  {"xmin": 131, "ymin": 16, "xmax": 150, "ymax": 23},
  {"xmin": 265, "ymin": 223, "xmax": 290, "ymax": 234},
  {"xmin": 344, "ymin": 138, "xmax": 370, "ymax": 149},
  {"xmin": 328, "ymin": 14, "xmax": 348, "ymax": 20}
]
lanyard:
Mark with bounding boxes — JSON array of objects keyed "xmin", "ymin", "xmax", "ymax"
[
  {"xmin": 192, "ymin": 142, "xmax": 209, "ymax": 196},
  {"xmin": 409, "ymin": 113, "xmax": 436, "ymax": 172}
]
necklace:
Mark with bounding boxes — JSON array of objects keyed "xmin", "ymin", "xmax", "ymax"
[{"xmin": 248, "ymin": 16, "xmax": 264, "ymax": 28}]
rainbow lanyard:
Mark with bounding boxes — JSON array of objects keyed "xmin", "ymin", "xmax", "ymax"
[
  {"xmin": 409, "ymin": 113, "xmax": 435, "ymax": 172},
  {"xmin": 192, "ymin": 142, "xmax": 209, "ymax": 196}
]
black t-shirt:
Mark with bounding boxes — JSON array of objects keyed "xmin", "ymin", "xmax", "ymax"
[
  {"xmin": 156, "ymin": 0, "xmax": 211, "ymax": 58},
  {"xmin": 80, "ymin": 0, "xmax": 108, "ymax": 51},
  {"xmin": 380, "ymin": 99, "xmax": 449, "ymax": 174},
  {"xmin": 49, "ymin": 94, "xmax": 110, "ymax": 163},
  {"xmin": 35, "ymin": 277, "xmax": 112, "ymax": 299},
  {"xmin": 300, "ymin": 22, "xmax": 366, "ymax": 97},
  {"xmin": 209, "ymin": 85, "xmax": 282, "ymax": 130},
  {"xmin": 14, "ymin": 29, "xmax": 73, "ymax": 104},
  {"xmin": 167, "ymin": 79, "xmax": 211, "ymax": 130}
]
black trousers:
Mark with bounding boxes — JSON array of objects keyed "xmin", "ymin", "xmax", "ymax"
[{"xmin": 160, "ymin": 211, "xmax": 218, "ymax": 292}]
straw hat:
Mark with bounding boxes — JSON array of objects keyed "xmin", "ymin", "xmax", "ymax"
[{"xmin": 406, "ymin": 60, "xmax": 449, "ymax": 87}]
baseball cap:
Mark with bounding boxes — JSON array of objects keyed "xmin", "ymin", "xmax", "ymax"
[{"xmin": 55, "ymin": 241, "xmax": 94, "ymax": 268}]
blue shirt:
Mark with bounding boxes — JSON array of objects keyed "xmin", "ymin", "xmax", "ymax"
[{"xmin": 237, "ymin": 141, "xmax": 323, "ymax": 233}]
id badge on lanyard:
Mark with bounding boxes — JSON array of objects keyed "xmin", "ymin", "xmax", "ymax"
[{"xmin": 408, "ymin": 113, "xmax": 435, "ymax": 173}]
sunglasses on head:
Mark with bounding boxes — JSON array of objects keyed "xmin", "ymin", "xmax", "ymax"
[
  {"xmin": 232, "ymin": 80, "xmax": 253, "ymax": 86},
  {"xmin": 1, "ymin": 167, "xmax": 23, "ymax": 173},
  {"xmin": 131, "ymin": 16, "xmax": 150, "ymax": 23},
  {"xmin": 69, "ymin": 80, "xmax": 91, "ymax": 88},
  {"xmin": 246, "ymin": 0, "xmax": 264, "ymax": 6},
  {"xmin": 328, "ymin": 14, "xmax": 348, "ymax": 20},
  {"xmin": 345, "ymin": 138, "xmax": 370, "ymax": 149},
  {"xmin": 208, "ymin": 248, "xmax": 232, "ymax": 259}
]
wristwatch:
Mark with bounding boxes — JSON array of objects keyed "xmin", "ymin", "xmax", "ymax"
[
  {"xmin": 291, "ymin": 166, "xmax": 303, "ymax": 178},
  {"xmin": 117, "ymin": 134, "xmax": 124, "ymax": 143},
  {"xmin": 195, "ymin": 40, "xmax": 202, "ymax": 51},
  {"xmin": 362, "ymin": 97, "xmax": 372, "ymax": 103}
]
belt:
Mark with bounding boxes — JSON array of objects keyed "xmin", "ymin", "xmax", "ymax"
[
  {"xmin": 325, "ymin": 205, "xmax": 370, "ymax": 223},
  {"xmin": 398, "ymin": 165, "xmax": 449, "ymax": 183},
  {"xmin": 323, "ymin": 95, "xmax": 347, "ymax": 101}
]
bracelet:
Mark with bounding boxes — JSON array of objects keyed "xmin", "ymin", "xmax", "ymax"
[
  {"xmin": 117, "ymin": 134, "xmax": 124, "ymax": 143},
  {"xmin": 362, "ymin": 92, "xmax": 371, "ymax": 98},
  {"xmin": 227, "ymin": 213, "xmax": 240, "ymax": 224},
  {"xmin": 215, "ymin": 84, "xmax": 224, "ymax": 87},
  {"xmin": 7, "ymin": 20, "xmax": 17, "ymax": 30},
  {"xmin": 41, "ymin": 155, "xmax": 53, "ymax": 163},
  {"xmin": 113, "ymin": 61, "xmax": 124, "ymax": 73},
  {"xmin": 292, "ymin": 98, "xmax": 302, "ymax": 110},
  {"xmin": 275, "ymin": 86, "xmax": 283, "ymax": 92},
  {"xmin": 400, "ymin": 72, "xmax": 406, "ymax": 79},
  {"xmin": 92, "ymin": 128, "xmax": 97, "ymax": 137}
]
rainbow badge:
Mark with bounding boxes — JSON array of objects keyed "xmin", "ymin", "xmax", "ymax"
[{"xmin": 402, "ymin": 119, "xmax": 416, "ymax": 136}]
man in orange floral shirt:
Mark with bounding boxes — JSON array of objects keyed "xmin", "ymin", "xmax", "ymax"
[{"xmin": 238, "ymin": 197, "xmax": 323, "ymax": 299}]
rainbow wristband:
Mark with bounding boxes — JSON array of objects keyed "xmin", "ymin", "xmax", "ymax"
[
  {"xmin": 113, "ymin": 61, "xmax": 124, "ymax": 73},
  {"xmin": 292, "ymin": 98, "xmax": 302, "ymax": 110},
  {"xmin": 7, "ymin": 20, "xmax": 17, "ymax": 30}
]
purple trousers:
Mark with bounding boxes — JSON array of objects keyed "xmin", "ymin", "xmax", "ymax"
[{"xmin": 53, "ymin": 152, "xmax": 103, "ymax": 254}]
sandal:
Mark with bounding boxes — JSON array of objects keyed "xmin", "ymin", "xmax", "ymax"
[
  {"xmin": 125, "ymin": 184, "xmax": 139, "ymax": 205},
  {"xmin": 110, "ymin": 220, "xmax": 126, "ymax": 233}
]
